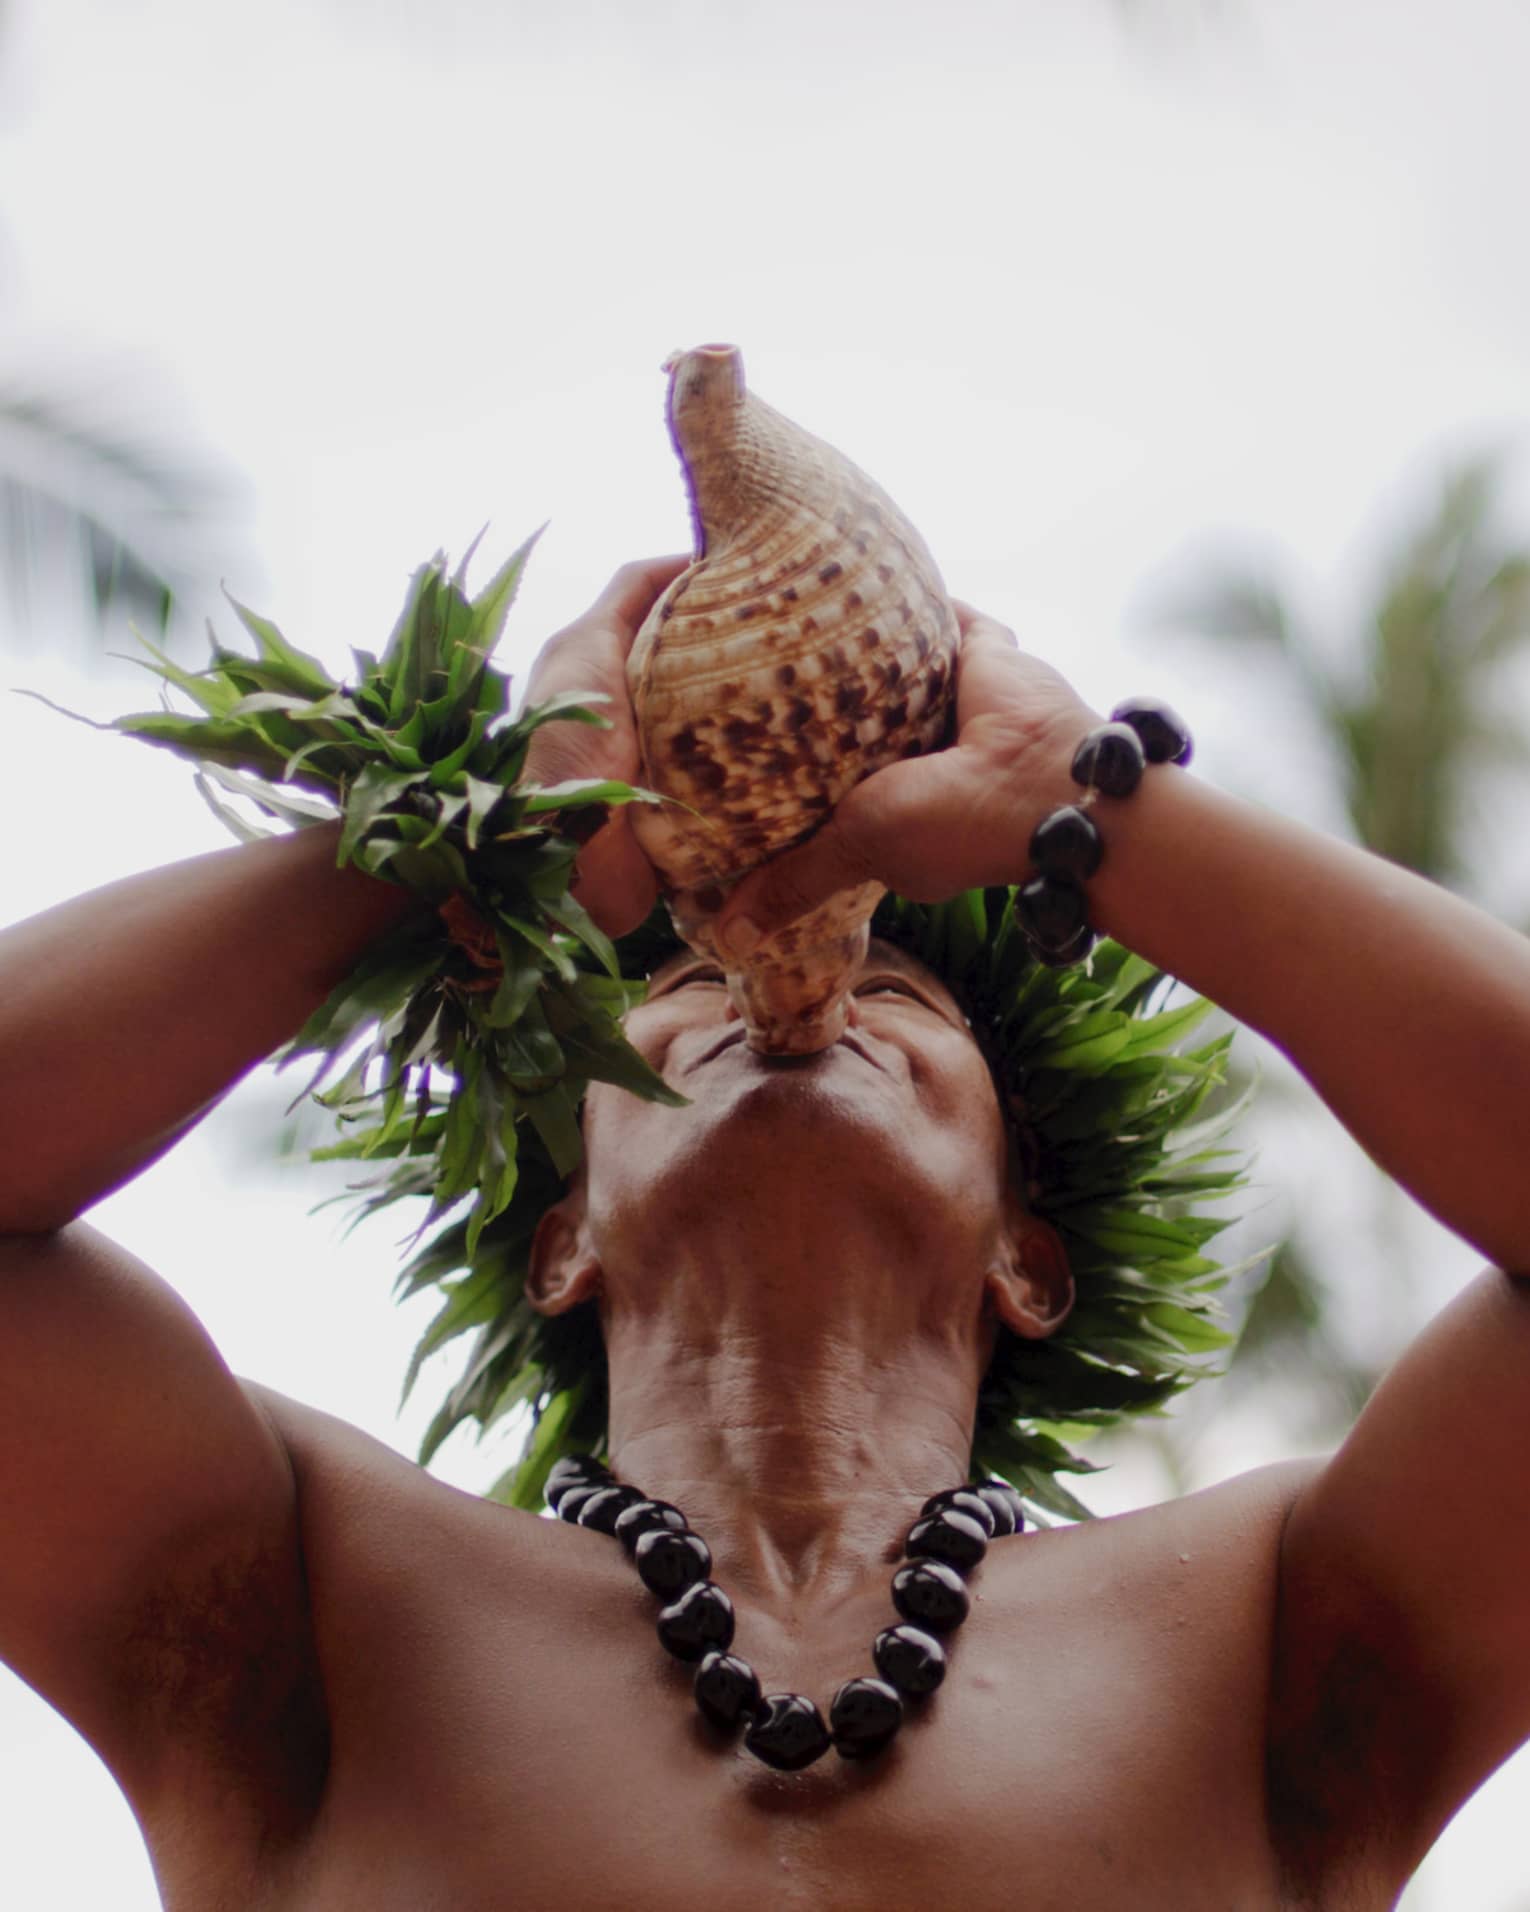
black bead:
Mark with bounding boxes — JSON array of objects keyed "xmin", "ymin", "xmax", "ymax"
[
  {"xmin": 1111, "ymin": 695, "xmax": 1193, "ymax": 767},
  {"xmin": 635, "ymin": 1527, "xmax": 712, "ymax": 1598},
  {"xmin": 1015, "ymin": 874, "xmax": 1089, "ymax": 953},
  {"xmin": 656, "ymin": 1581, "xmax": 735, "ymax": 1662},
  {"xmin": 554, "ymin": 1482, "xmax": 606, "ymax": 1525},
  {"xmin": 693, "ymin": 1651, "xmax": 762, "ymax": 1732},
  {"xmin": 544, "ymin": 1455, "xmax": 610, "ymax": 1511},
  {"xmin": 1029, "ymin": 804, "xmax": 1103, "ymax": 882},
  {"xmin": 974, "ymin": 1484, "xmax": 1018, "ymax": 1537},
  {"xmin": 920, "ymin": 1487, "xmax": 996, "ymax": 1537},
  {"xmin": 874, "ymin": 1623, "xmax": 948, "ymax": 1697},
  {"xmin": 891, "ymin": 1559, "xmax": 970, "ymax": 1633},
  {"xmin": 1071, "ymin": 721, "xmax": 1146, "ymax": 798},
  {"xmin": 906, "ymin": 1509, "xmax": 989, "ymax": 1573},
  {"xmin": 829, "ymin": 1677, "xmax": 904, "ymax": 1760},
  {"xmin": 577, "ymin": 1484, "xmax": 646, "ymax": 1535},
  {"xmin": 1028, "ymin": 922, "xmax": 1096, "ymax": 967},
  {"xmin": 614, "ymin": 1498, "xmax": 688, "ymax": 1555},
  {"xmin": 978, "ymin": 1479, "xmax": 1028, "ymax": 1536},
  {"xmin": 744, "ymin": 1694, "xmax": 832, "ymax": 1771}
]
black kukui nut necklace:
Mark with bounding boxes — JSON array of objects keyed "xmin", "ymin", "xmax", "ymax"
[{"xmin": 545, "ymin": 1453, "xmax": 1027, "ymax": 1772}]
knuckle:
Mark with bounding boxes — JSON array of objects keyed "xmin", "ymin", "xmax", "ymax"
[
  {"xmin": 828, "ymin": 818, "xmax": 874, "ymax": 886},
  {"xmin": 969, "ymin": 616, "xmax": 1019, "ymax": 651}
]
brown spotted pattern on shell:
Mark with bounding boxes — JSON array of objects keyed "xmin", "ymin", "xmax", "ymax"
[{"xmin": 627, "ymin": 344, "xmax": 960, "ymax": 1053}]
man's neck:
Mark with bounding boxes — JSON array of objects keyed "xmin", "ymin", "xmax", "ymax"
[{"xmin": 600, "ymin": 1229, "xmax": 989, "ymax": 1617}]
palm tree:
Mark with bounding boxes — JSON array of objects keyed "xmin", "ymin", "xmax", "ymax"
[
  {"xmin": 1164, "ymin": 455, "xmax": 1530, "ymax": 890},
  {"xmin": 1118, "ymin": 451, "xmax": 1530, "ymax": 1481},
  {"xmin": 0, "ymin": 7, "xmax": 245, "ymax": 656}
]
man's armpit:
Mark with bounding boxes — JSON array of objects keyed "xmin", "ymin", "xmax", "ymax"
[
  {"xmin": 1265, "ymin": 1589, "xmax": 1450, "ymax": 1905},
  {"xmin": 108, "ymin": 1524, "xmax": 330, "ymax": 1837}
]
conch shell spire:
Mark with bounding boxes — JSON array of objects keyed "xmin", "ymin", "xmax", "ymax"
[{"xmin": 628, "ymin": 344, "xmax": 960, "ymax": 1053}]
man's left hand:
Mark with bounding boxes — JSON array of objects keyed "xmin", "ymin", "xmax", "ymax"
[{"xmin": 714, "ymin": 603, "xmax": 1102, "ymax": 958}]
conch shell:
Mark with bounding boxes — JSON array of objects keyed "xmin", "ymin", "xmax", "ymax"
[{"xmin": 627, "ymin": 343, "xmax": 960, "ymax": 1053}]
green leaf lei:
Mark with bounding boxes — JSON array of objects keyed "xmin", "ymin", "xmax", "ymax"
[{"xmin": 105, "ymin": 533, "xmax": 1264, "ymax": 1526}]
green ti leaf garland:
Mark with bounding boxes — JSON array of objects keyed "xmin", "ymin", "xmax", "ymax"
[{"xmin": 107, "ymin": 527, "xmax": 686, "ymax": 1313}]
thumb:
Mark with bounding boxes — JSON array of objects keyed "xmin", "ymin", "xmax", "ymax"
[{"xmin": 715, "ymin": 814, "xmax": 876, "ymax": 959}]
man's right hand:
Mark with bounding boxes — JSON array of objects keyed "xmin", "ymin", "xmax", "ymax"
[{"xmin": 520, "ymin": 555, "xmax": 691, "ymax": 938}]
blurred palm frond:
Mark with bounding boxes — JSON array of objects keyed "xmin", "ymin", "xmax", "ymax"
[
  {"xmin": 1156, "ymin": 453, "xmax": 1530, "ymax": 882},
  {"xmin": 1131, "ymin": 449, "xmax": 1530, "ymax": 1473},
  {"xmin": 0, "ymin": 380, "xmax": 246, "ymax": 647},
  {"xmin": 1229, "ymin": 1241, "xmax": 1379, "ymax": 1423}
]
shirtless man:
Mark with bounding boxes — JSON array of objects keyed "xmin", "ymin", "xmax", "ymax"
[{"xmin": 2, "ymin": 555, "xmax": 1529, "ymax": 1910}]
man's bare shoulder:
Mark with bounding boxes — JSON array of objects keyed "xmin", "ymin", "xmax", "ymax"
[
  {"xmin": 1000, "ymin": 1457, "xmax": 1319, "ymax": 1580},
  {"xmin": 239, "ymin": 1380, "xmax": 616, "ymax": 1602},
  {"xmin": 242, "ymin": 1380, "xmax": 547, "ymax": 1554}
]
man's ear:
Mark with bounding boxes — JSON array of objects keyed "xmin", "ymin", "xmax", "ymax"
[
  {"xmin": 983, "ymin": 1188, "xmax": 1074, "ymax": 1341},
  {"xmin": 527, "ymin": 1178, "xmax": 603, "ymax": 1318}
]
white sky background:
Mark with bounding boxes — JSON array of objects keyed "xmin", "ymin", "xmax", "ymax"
[{"xmin": 1, "ymin": 0, "xmax": 1529, "ymax": 1903}]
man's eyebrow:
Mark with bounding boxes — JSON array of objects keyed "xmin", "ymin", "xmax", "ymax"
[
  {"xmin": 863, "ymin": 940, "xmax": 943, "ymax": 981},
  {"xmin": 861, "ymin": 943, "xmax": 967, "ymax": 1015}
]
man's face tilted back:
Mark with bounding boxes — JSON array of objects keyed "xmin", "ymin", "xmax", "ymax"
[{"xmin": 552, "ymin": 937, "xmax": 1072, "ymax": 1365}]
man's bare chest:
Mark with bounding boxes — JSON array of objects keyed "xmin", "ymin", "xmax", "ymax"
[{"xmin": 207, "ymin": 1475, "xmax": 1297, "ymax": 1912}]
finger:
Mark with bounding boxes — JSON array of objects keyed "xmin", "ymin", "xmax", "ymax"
[
  {"xmin": 714, "ymin": 816, "xmax": 876, "ymax": 956},
  {"xmin": 953, "ymin": 618, "xmax": 1032, "ymax": 722},
  {"xmin": 571, "ymin": 813, "xmax": 660, "ymax": 937},
  {"xmin": 951, "ymin": 599, "xmax": 1020, "ymax": 649},
  {"xmin": 591, "ymin": 553, "xmax": 694, "ymax": 641}
]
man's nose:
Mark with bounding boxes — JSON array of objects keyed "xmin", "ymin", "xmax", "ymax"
[{"xmin": 720, "ymin": 980, "xmax": 864, "ymax": 1034}]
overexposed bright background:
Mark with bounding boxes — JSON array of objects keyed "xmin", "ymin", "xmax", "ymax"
[{"xmin": 2, "ymin": 0, "xmax": 1530, "ymax": 1904}]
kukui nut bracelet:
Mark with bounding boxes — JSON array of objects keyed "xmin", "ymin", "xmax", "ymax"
[{"xmin": 1015, "ymin": 696, "xmax": 1194, "ymax": 966}]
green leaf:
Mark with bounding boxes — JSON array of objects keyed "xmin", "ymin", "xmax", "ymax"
[
  {"xmin": 197, "ymin": 759, "xmax": 340, "ymax": 826},
  {"xmin": 126, "ymin": 629, "xmax": 243, "ymax": 716},
  {"xmin": 523, "ymin": 1081, "xmax": 584, "ymax": 1178},
  {"xmin": 500, "ymin": 913, "xmax": 578, "ymax": 985},
  {"xmin": 555, "ymin": 1017, "xmax": 689, "ymax": 1107},
  {"xmin": 484, "ymin": 941, "xmax": 546, "ymax": 1031},
  {"xmin": 519, "ymin": 776, "xmax": 660, "ymax": 814},
  {"xmin": 469, "ymin": 522, "xmax": 547, "ymax": 655},
  {"xmin": 426, "ymin": 709, "xmax": 496, "ymax": 786},
  {"xmin": 462, "ymin": 773, "xmax": 507, "ymax": 850},
  {"xmin": 435, "ymin": 1052, "xmax": 487, "ymax": 1204},
  {"xmin": 192, "ymin": 769, "xmax": 273, "ymax": 843},
  {"xmin": 397, "ymin": 1258, "xmax": 506, "ymax": 1404},
  {"xmin": 1028, "ymin": 1020, "xmax": 1134, "ymax": 1072},
  {"xmin": 498, "ymin": 997, "xmax": 567, "ymax": 1090},
  {"xmin": 281, "ymin": 937, "xmax": 444, "ymax": 1076},
  {"xmin": 493, "ymin": 1375, "xmax": 591, "ymax": 1512},
  {"xmin": 519, "ymin": 688, "xmax": 613, "ymax": 730},
  {"xmin": 336, "ymin": 762, "xmax": 419, "ymax": 864},
  {"xmin": 222, "ymin": 593, "xmax": 337, "ymax": 699}
]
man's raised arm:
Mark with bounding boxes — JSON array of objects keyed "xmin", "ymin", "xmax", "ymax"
[
  {"xmin": 0, "ymin": 824, "xmax": 415, "ymax": 1235},
  {"xmin": 715, "ymin": 608, "xmax": 1530, "ymax": 1280},
  {"xmin": 711, "ymin": 602, "xmax": 1530, "ymax": 1892},
  {"xmin": 0, "ymin": 819, "xmax": 409, "ymax": 1828}
]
